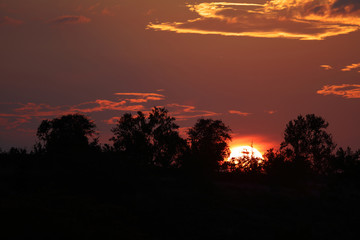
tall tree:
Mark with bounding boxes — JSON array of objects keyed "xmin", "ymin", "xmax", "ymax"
[
  {"xmin": 148, "ymin": 107, "xmax": 188, "ymax": 167},
  {"xmin": 280, "ymin": 114, "xmax": 335, "ymax": 174},
  {"xmin": 36, "ymin": 114, "xmax": 97, "ymax": 154},
  {"xmin": 187, "ymin": 119, "xmax": 231, "ymax": 172},
  {"xmin": 111, "ymin": 107, "xmax": 187, "ymax": 167},
  {"xmin": 110, "ymin": 112, "xmax": 151, "ymax": 166}
]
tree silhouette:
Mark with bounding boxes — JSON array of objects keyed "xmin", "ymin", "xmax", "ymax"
[
  {"xmin": 331, "ymin": 147, "xmax": 360, "ymax": 176},
  {"xmin": 280, "ymin": 114, "xmax": 335, "ymax": 174},
  {"xmin": 263, "ymin": 148, "xmax": 293, "ymax": 177},
  {"xmin": 148, "ymin": 107, "xmax": 188, "ymax": 167},
  {"xmin": 187, "ymin": 119, "xmax": 231, "ymax": 172},
  {"xmin": 36, "ymin": 114, "xmax": 97, "ymax": 154},
  {"xmin": 111, "ymin": 107, "xmax": 187, "ymax": 167},
  {"xmin": 111, "ymin": 111, "xmax": 151, "ymax": 166}
]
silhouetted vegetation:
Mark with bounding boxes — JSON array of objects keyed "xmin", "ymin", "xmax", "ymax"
[
  {"xmin": 36, "ymin": 114, "xmax": 99, "ymax": 155},
  {"xmin": 186, "ymin": 118, "xmax": 231, "ymax": 174},
  {"xmin": 280, "ymin": 114, "xmax": 335, "ymax": 175},
  {"xmin": 111, "ymin": 107, "xmax": 187, "ymax": 168},
  {"xmin": 2, "ymin": 110, "xmax": 360, "ymax": 239}
]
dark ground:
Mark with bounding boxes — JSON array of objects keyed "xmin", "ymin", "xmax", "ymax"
[{"xmin": 1, "ymin": 163, "xmax": 360, "ymax": 240}]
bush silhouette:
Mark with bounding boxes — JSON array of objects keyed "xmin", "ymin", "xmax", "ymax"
[{"xmin": 331, "ymin": 147, "xmax": 360, "ymax": 176}]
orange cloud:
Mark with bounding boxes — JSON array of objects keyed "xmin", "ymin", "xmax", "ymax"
[
  {"xmin": 148, "ymin": 1, "xmax": 360, "ymax": 40},
  {"xmin": 71, "ymin": 100, "xmax": 144, "ymax": 113},
  {"xmin": 115, "ymin": 92, "xmax": 165, "ymax": 103},
  {"xmin": 103, "ymin": 116, "xmax": 121, "ymax": 125},
  {"xmin": 317, "ymin": 84, "xmax": 360, "ymax": 98},
  {"xmin": 50, "ymin": 15, "xmax": 91, "ymax": 25},
  {"xmin": 0, "ymin": 16, "xmax": 23, "ymax": 26},
  {"xmin": 115, "ymin": 93, "xmax": 165, "ymax": 97},
  {"xmin": 265, "ymin": 110, "xmax": 277, "ymax": 114},
  {"xmin": 166, "ymin": 103, "xmax": 218, "ymax": 120},
  {"xmin": 321, "ymin": 65, "xmax": 333, "ymax": 70},
  {"xmin": 8, "ymin": 99, "xmax": 144, "ymax": 118},
  {"xmin": 0, "ymin": 92, "xmax": 218, "ymax": 132},
  {"xmin": 229, "ymin": 110, "xmax": 252, "ymax": 116},
  {"xmin": 341, "ymin": 62, "xmax": 360, "ymax": 72},
  {"xmin": 0, "ymin": 93, "xmax": 154, "ymax": 129}
]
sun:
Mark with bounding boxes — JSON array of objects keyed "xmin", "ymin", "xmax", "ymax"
[{"xmin": 228, "ymin": 146, "xmax": 264, "ymax": 160}]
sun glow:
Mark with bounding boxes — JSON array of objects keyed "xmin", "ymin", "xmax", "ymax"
[{"xmin": 228, "ymin": 146, "xmax": 264, "ymax": 161}]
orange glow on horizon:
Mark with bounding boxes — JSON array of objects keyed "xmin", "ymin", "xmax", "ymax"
[
  {"xmin": 229, "ymin": 135, "xmax": 278, "ymax": 157},
  {"xmin": 228, "ymin": 146, "xmax": 264, "ymax": 160}
]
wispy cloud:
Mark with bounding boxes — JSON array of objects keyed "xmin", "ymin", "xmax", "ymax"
[
  {"xmin": 317, "ymin": 84, "xmax": 360, "ymax": 98},
  {"xmin": 50, "ymin": 15, "xmax": 91, "ymax": 25},
  {"xmin": 103, "ymin": 116, "xmax": 121, "ymax": 125},
  {"xmin": 0, "ymin": 92, "xmax": 164, "ymax": 129},
  {"xmin": 0, "ymin": 100, "xmax": 145, "ymax": 129},
  {"xmin": 0, "ymin": 16, "xmax": 23, "ymax": 26},
  {"xmin": 321, "ymin": 65, "xmax": 333, "ymax": 70},
  {"xmin": 0, "ymin": 116, "xmax": 30, "ymax": 129},
  {"xmin": 0, "ymin": 92, "xmax": 219, "ymax": 132},
  {"xmin": 341, "ymin": 62, "xmax": 360, "ymax": 72},
  {"xmin": 148, "ymin": 0, "xmax": 360, "ymax": 40},
  {"xmin": 229, "ymin": 110, "xmax": 252, "ymax": 116},
  {"xmin": 115, "ymin": 92, "xmax": 165, "ymax": 103},
  {"xmin": 265, "ymin": 110, "xmax": 277, "ymax": 115},
  {"xmin": 166, "ymin": 103, "xmax": 218, "ymax": 120},
  {"xmin": 75, "ymin": 2, "xmax": 120, "ymax": 16}
]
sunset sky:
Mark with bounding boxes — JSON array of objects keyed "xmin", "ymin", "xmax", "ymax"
[{"xmin": 1, "ymin": 0, "xmax": 360, "ymax": 153}]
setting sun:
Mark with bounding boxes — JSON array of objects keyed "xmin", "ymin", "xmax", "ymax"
[{"xmin": 228, "ymin": 146, "xmax": 264, "ymax": 160}]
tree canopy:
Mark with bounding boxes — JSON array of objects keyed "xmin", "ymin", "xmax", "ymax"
[
  {"xmin": 187, "ymin": 119, "xmax": 231, "ymax": 172},
  {"xmin": 280, "ymin": 114, "xmax": 335, "ymax": 174},
  {"xmin": 111, "ymin": 107, "xmax": 186, "ymax": 167},
  {"xmin": 36, "ymin": 114, "xmax": 97, "ymax": 154}
]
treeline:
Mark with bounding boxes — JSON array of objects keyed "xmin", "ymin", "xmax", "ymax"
[{"xmin": 1, "ymin": 107, "xmax": 360, "ymax": 179}]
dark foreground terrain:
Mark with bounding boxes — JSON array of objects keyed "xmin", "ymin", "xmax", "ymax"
[{"xmin": 2, "ymin": 164, "xmax": 360, "ymax": 240}]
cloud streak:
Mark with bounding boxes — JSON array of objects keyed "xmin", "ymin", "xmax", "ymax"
[
  {"xmin": 341, "ymin": 62, "xmax": 360, "ymax": 72},
  {"xmin": 166, "ymin": 103, "xmax": 218, "ymax": 120},
  {"xmin": 0, "ymin": 92, "xmax": 219, "ymax": 133},
  {"xmin": 0, "ymin": 92, "xmax": 163, "ymax": 129},
  {"xmin": 317, "ymin": 84, "xmax": 360, "ymax": 98},
  {"xmin": 265, "ymin": 110, "xmax": 277, "ymax": 114},
  {"xmin": 0, "ymin": 16, "xmax": 23, "ymax": 26},
  {"xmin": 115, "ymin": 92, "xmax": 165, "ymax": 102},
  {"xmin": 229, "ymin": 110, "xmax": 252, "ymax": 116},
  {"xmin": 148, "ymin": 0, "xmax": 360, "ymax": 40},
  {"xmin": 321, "ymin": 65, "xmax": 333, "ymax": 70},
  {"xmin": 50, "ymin": 15, "xmax": 91, "ymax": 25}
]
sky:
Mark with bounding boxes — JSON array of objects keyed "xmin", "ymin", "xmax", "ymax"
[{"xmin": 1, "ymin": 0, "xmax": 360, "ymax": 154}]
